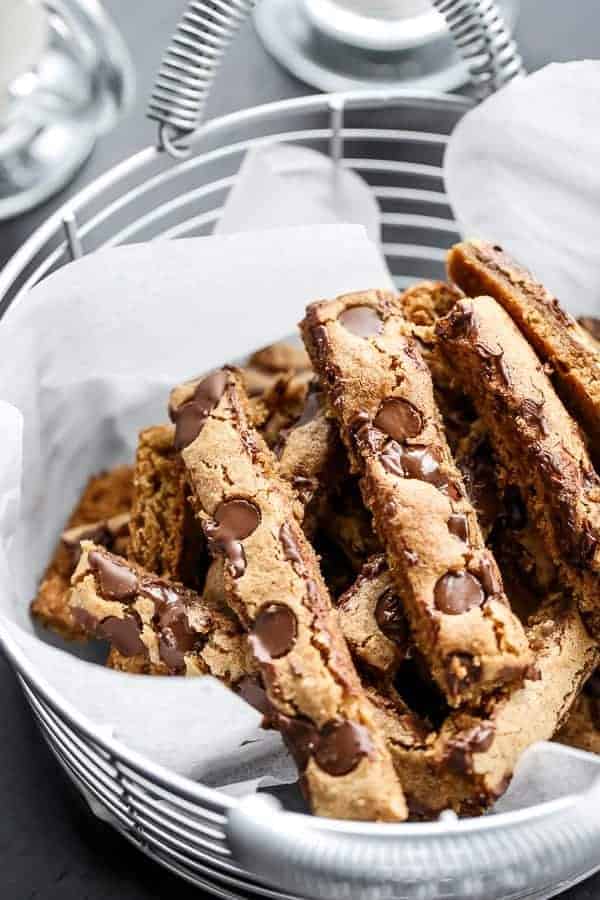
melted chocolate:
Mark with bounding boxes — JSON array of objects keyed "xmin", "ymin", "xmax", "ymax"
[
  {"xmin": 434, "ymin": 571, "xmax": 484, "ymax": 615},
  {"xmin": 88, "ymin": 550, "xmax": 138, "ymax": 602},
  {"xmin": 375, "ymin": 588, "xmax": 409, "ymax": 646},
  {"xmin": 374, "ymin": 398, "xmax": 424, "ymax": 442},
  {"xmin": 296, "ymin": 389, "xmax": 322, "ymax": 428},
  {"xmin": 251, "ymin": 604, "xmax": 298, "ymax": 659},
  {"xmin": 445, "ymin": 722, "xmax": 495, "ymax": 776},
  {"xmin": 337, "ymin": 305, "xmax": 383, "ymax": 339},
  {"xmin": 236, "ymin": 675, "xmax": 272, "ymax": 723},
  {"xmin": 380, "ymin": 442, "xmax": 458, "ymax": 498},
  {"xmin": 476, "ymin": 555, "xmax": 502, "ymax": 598},
  {"xmin": 203, "ymin": 498, "xmax": 260, "ymax": 578},
  {"xmin": 99, "ymin": 615, "xmax": 145, "ymax": 657},
  {"xmin": 275, "ymin": 714, "xmax": 319, "ymax": 771},
  {"xmin": 313, "ymin": 719, "xmax": 373, "ymax": 776},
  {"xmin": 447, "ymin": 514, "xmax": 468, "ymax": 543},
  {"xmin": 172, "ymin": 370, "xmax": 228, "ymax": 450}
]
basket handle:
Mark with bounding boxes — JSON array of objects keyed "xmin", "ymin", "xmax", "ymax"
[
  {"xmin": 226, "ymin": 777, "xmax": 600, "ymax": 900},
  {"xmin": 147, "ymin": 0, "xmax": 524, "ymax": 157}
]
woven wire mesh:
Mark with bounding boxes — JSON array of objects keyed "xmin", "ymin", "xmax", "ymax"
[{"xmin": 0, "ymin": 89, "xmax": 472, "ymax": 898}]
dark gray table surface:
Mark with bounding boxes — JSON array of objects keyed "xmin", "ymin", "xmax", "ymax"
[{"xmin": 1, "ymin": 1, "xmax": 599, "ymax": 897}]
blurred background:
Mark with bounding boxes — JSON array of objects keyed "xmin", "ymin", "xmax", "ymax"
[{"xmin": 1, "ymin": 1, "xmax": 600, "ymax": 898}]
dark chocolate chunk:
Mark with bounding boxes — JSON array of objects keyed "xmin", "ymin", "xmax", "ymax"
[
  {"xmin": 153, "ymin": 592, "xmax": 199, "ymax": 674},
  {"xmin": 374, "ymin": 398, "xmax": 424, "ymax": 442},
  {"xmin": 434, "ymin": 571, "xmax": 484, "ymax": 615},
  {"xmin": 338, "ymin": 305, "xmax": 383, "ymax": 339},
  {"xmin": 203, "ymin": 498, "xmax": 261, "ymax": 578},
  {"xmin": 236, "ymin": 675, "xmax": 272, "ymax": 723},
  {"xmin": 88, "ymin": 550, "xmax": 138, "ymax": 602},
  {"xmin": 275, "ymin": 714, "xmax": 319, "ymax": 771},
  {"xmin": 314, "ymin": 719, "xmax": 373, "ymax": 776},
  {"xmin": 445, "ymin": 722, "xmax": 495, "ymax": 776},
  {"xmin": 447, "ymin": 514, "xmax": 468, "ymax": 543},
  {"xmin": 251, "ymin": 604, "xmax": 298, "ymax": 659},
  {"xmin": 476, "ymin": 555, "xmax": 503, "ymax": 598},
  {"xmin": 71, "ymin": 606, "xmax": 99, "ymax": 634},
  {"xmin": 350, "ymin": 411, "xmax": 380, "ymax": 454},
  {"xmin": 375, "ymin": 588, "xmax": 409, "ymax": 647},
  {"xmin": 172, "ymin": 369, "xmax": 228, "ymax": 450},
  {"xmin": 99, "ymin": 615, "xmax": 145, "ymax": 657},
  {"xmin": 380, "ymin": 442, "xmax": 458, "ymax": 499}
]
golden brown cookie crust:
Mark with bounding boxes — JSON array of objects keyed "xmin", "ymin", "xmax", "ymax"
[
  {"xmin": 438, "ymin": 296, "xmax": 600, "ymax": 634},
  {"xmin": 302, "ymin": 289, "xmax": 531, "ymax": 706}
]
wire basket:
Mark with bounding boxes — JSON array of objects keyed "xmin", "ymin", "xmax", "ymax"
[{"xmin": 2, "ymin": 6, "xmax": 600, "ymax": 900}]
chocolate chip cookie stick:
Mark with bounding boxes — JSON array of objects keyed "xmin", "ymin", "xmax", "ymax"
[
  {"xmin": 555, "ymin": 667, "xmax": 600, "ymax": 755},
  {"xmin": 128, "ymin": 425, "xmax": 207, "ymax": 589},
  {"xmin": 70, "ymin": 542, "xmax": 253, "ymax": 682},
  {"xmin": 371, "ymin": 595, "xmax": 598, "ymax": 818},
  {"xmin": 31, "ymin": 466, "xmax": 133, "ymax": 641},
  {"xmin": 438, "ymin": 297, "xmax": 600, "ymax": 634},
  {"xmin": 448, "ymin": 240, "xmax": 600, "ymax": 458},
  {"xmin": 170, "ymin": 367, "xmax": 407, "ymax": 821},
  {"xmin": 302, "ymin": 290, "xmax": 531, "ymax": 706}
]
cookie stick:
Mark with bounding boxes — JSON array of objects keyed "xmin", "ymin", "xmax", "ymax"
[
  {"xmin": 170, "ymin": 367, "xmax": 407, "ymax": 822},
  {"xmin": 437, "ymin": 296, "xmax": 600, "ymax": 634},
  {"xmin": 302, "ymin": 290, "xmax": 531, "ymax": 706},
  {"xmin": 70, "ymin": 542, "xmax": 254, "ymax": 682},
  {"xmin": 128, "ymin": 425, "xmax": 207, "ymax": 589},
  {"xmin": 370, "ymin": 594, "xmax": 598, "ymax": 819},
  {"xmin": 447, "ymin": 240, "xmax": 600, "ymax": 457},
  {"xmin": 31, "ymin": 465, "xmax": 133, "ymax": 640}
]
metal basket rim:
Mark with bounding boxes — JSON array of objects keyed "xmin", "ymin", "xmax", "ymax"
[{"xmin": 0, "ymin": 85, "xmax": 585, "ymax": 840}]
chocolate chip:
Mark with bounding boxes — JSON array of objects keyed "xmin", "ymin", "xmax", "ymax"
[
  {"xmin": 445, "ymin": 722, "xmax": 495, "ymax": 775},
  {"xmin": 374, "ymin": 398, "xmax": 424, "ymax": 441},
  {"xmin": 274, "ymin": 713, "xmax": 319, "ymax": 771},
  {"xmin": 380, "ymin": 443, "xmax": 459, "ymax": 500},
  {"xmin": 447, "ymin": 514, "xmax": 468, "ymax": 543},
  {"xmin": 350, "ymin": 411, "xmax": 380, "ymax": 454},
  {"xmin": 338, "ymin": 305, "xmax": 383, "ymax": 338},
  {"xmin": 279, "ymin": 522, "xmax": 304, "ymax": 573},
  {"xmin": 475, "ymin": 341, "xmax": 511, "ymax": 386},
  {"xmin": 154, "ymin": 597, "xmax": 199, "ymax": 673},
  {"xmin": 476, "ymin": 555, "xmax": 502, "ymax": 598},
  {"xmin": 236, "ymin": 675, "xmax": 272, "ymax": 723},
  {"xmin": 99, "ymin": 615, "xmax": 145, "ymax": 657},
  {"xmin": 314, "ymin": 720, "xmax": 373, "ymax": 776},
  {"xmin": 88, "ymin": 550, "xmax": 138, "ymax": 602},
  {"xmin": 251, "ymin": 604, "xmax": 298, "ymax": 659},
  {"xmin": 203, "ymin": 498, "xmax": 261, "ymax": 578},
  {"xmin": 375, "ymin": 588, "xmax": 409, "ymax": 646},
  {"xmin": 71, "ymin": 606, "xmax": 99, "ymax": 634},
  {"xmin": 172, "ymin": 370, "xmax": 228, "ymax": 450},
  {"xmin": 434, "ymin": 571, "xmax": 484, "ymax": 615}
]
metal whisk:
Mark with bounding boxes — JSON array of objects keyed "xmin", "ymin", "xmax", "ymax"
[
  {"xmin": 432, "ymin": 0, "xmax": 525, "ymax": 97},
  {"xmin": 148, "ymin": 0, "xmax": 524, "ymax": 157},
  {"xmin": 147, "ymin": 0, "xmax": 257, "ymax": 155}
]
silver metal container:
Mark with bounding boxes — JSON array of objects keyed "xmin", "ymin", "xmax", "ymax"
[{"xmin": 1, "ymin": 4, "xmax": 599, "ymax": 899}]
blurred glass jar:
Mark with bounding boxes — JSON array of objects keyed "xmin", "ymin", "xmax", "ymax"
[{"xmin": 0, "ymin": 0, "xmax": 134, "ymax": 220}]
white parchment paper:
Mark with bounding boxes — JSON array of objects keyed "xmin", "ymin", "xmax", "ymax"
[
  {"xmin": 445, "ymin": 61, "xmax": 600, "ymax": 315},
  {"xmin": 0, "ymin": 224, "xmax": 393, "ymax": 789}
]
